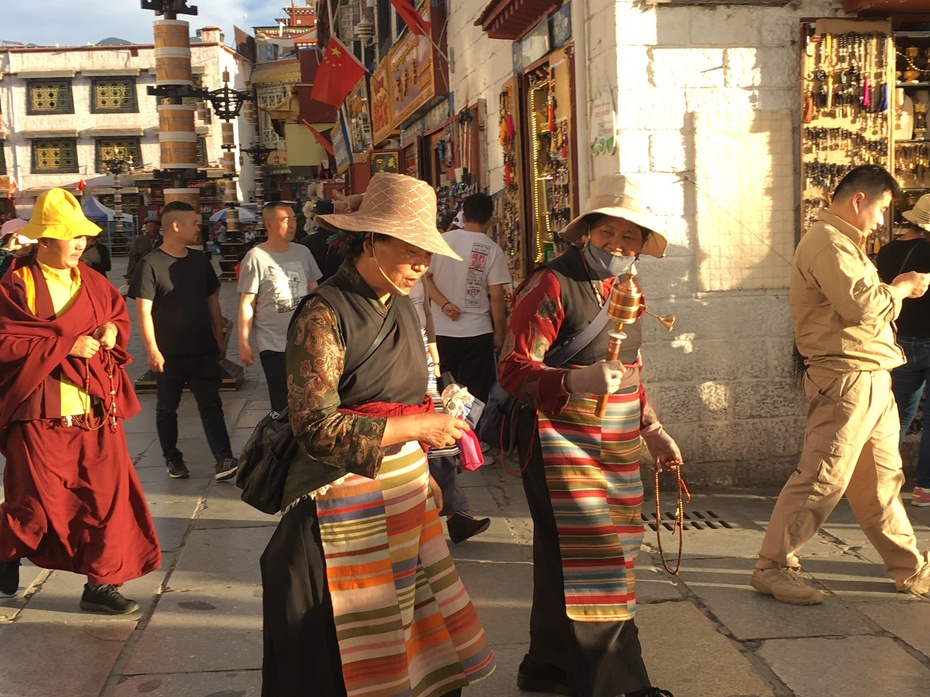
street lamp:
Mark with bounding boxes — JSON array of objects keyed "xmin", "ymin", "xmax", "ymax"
[
  {"xmin": 199, "ymin": 69, "xmax": 253, "ymax": 277},
  {"xmin": 101, "ymin": 149, "xmax": 133, "ymax": 254},
  {"xmin": 242, "ymin": 142, "xmax": 274, "ymax": 237}
]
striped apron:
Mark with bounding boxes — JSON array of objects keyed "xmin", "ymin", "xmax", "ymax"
[
  {"xmin": 314, "ymin": 441, "xmax": 495, "ymax": 697},
  {"xmin": 537, "ymin": 388, "xmax": 644, "ymax": 622}
]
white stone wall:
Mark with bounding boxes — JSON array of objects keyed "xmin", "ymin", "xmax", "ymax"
[
  {"xmin": 0, "ymin": 37, "xmax": 253, "ymax": 208},
  {"xmin": 448, "ymin": 0, "xmax": 853, "ymax": 484}
]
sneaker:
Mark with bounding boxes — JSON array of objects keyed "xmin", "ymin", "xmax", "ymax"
[
  {"xmin": 80, "ymin": 584, "xmax": 140, "ymax": 615},
  {"xmin": 0, "ymin": 558, "xmax": 20, "ymax": 596},
  {"xmin": 751, "ymin": 567, "xmax": 824, "ymax": 605},
  {"xmin": 447, "ymin": 512, "xmax": 491, "ymax": 544},
  {"xmin": 912, "ymin": 487, "xmax": 930, "ymax": 507},
  {"xmin": 215, "ymin": 456, "xmax": 238, "ymax": 481},
  {"xmin": 634, "ymin": 690, "xmax": 674, "ymax": 697},
  {"xmin": 166, "ymin": 458, "xmax": 189, "ymax": 479},
  {"xmin": 900, "ymin": 560, "xmax": 930, "ymax": 596},
  {"xmin": 517, "ymin": 655, "xmax": 574, "ymax": 696}
]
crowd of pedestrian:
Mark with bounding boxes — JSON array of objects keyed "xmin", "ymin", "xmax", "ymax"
[{"xmin": 0, "ymin": 165, "xmax": 929, "ymax": 697}]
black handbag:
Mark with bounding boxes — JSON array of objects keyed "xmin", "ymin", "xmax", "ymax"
[
  {"xmin": 236, "ymin": 407, "xmax": 299, "ymax": 515},
  {"xmin": 235, "ymin": 300, "xmax": 398, "ymax": 514}
]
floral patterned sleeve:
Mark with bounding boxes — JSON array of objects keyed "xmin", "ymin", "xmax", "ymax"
[
  {"xmin": 497, "ymin": 269, "xmax": 573, "ymax": 416},
  {"xmin": 286, "ymin": 296, "xmax": 387, "ymax": 479}
]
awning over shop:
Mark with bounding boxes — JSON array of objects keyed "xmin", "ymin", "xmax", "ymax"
[
  {"xmin": 843, "ymin": 0, "xmax": 930, "ymax": 11},
  {"xmin": 476, "ymin": 0, "xmax": 562, "ymax": 40}
]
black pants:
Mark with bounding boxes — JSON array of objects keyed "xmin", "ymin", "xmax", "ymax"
[
  {"xmin": 516, "ymin": 407, "xmax": 651, "ymax": 697},
  {"xmin": 259, "ymin": 350, "xmax": 288, "ymax": 413},
  {"xmin": 155, "ymin": 353, "xmax": 232, "ymax": 463},
  {"xmin": 436, "ymin": 333, "xmax": 496, "ymax": 404}
]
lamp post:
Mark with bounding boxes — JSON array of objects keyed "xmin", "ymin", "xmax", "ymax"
[
  {"xmin": 200, "ymin": 69, "xmax": 252, "ymax": 279},
  {"xmin": 242, "ymin": 142, "xmax": 274, "ymax": 239},
  {"xmin": 101, "ymin": 149, "xmax": 133, "ymax": 255}
]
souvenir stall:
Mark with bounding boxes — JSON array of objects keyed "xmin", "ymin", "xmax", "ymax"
[
  {"xmin": 482, "ymin": 2, "xmax": 576, "ymax": 284},
  {"xmin": 801, "ymin": 11, "xmax": 930, "ymax": 251}
]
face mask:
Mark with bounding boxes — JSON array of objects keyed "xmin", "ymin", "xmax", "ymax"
[{"xmin": 583, "ymin": 241, "xmax": 636, "ymax": 279}]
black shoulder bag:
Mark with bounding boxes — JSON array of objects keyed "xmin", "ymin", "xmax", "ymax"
[
  {"xmin": 236, "ymin": 301, "xmax": 397, "ymax": 514},
  {"xmin": 476, "ymin": 297, "xmax": 613, "ymax": 453}
]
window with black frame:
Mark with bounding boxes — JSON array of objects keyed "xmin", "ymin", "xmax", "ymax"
[
  {"xmin": 91, "ymin": 78, "xmax": 138, "ymax": 113},
  {"xmin": 27, "ymin": 79, "xmax": 74, "ymax": 115}
]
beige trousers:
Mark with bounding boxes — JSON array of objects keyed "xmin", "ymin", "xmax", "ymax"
[{"xmin": 757, "ymin": 368, "xmax": 926, "ymax": 589}]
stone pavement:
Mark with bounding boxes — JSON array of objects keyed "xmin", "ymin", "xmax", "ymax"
[{"xmin": 2, "ymin": 259, "xmax": 930, "ymax": 697}]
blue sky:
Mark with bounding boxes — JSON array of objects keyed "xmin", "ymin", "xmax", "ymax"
[{"xmin": 1, "ymin": 0, "xmax": 294, "ymax": 47}]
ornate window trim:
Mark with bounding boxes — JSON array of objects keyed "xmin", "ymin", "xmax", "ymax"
[
  {"xmin": 94, "ymin": 137, "xmax": 142, "ymax": 173},
  {"xmin": 26, "ymin": 79, "xmax": 74, "ymax": 115},
  {"xmin": 91, "ymin": 78, "xmax": 139, "ymax": 114},
  {"xmin": 31, "ymin": 138, "xmax": 79, "ymax": 174}
]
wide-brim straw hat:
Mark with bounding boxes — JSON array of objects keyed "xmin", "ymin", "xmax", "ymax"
[
  {"xmin": 316, "ymin": 173, "xmax": 462, "ymax": 261},
  {"xmin": 902, "ymin": 193, "xmax": 930, "ymax": 232},
  {"xmin": 560, "ymin": 174, "xmax": 668, "ymax": 258},
  {"xmin": 20, "ymin": 188, "xmax": 101, "ymax": 241}
]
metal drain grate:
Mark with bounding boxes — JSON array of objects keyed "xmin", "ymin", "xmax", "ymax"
[{"xmin": 642, "ymin": 510, "xmax": 737, "ymax": 532}]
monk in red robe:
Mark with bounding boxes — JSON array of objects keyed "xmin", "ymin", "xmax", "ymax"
[{"xmin": 0, "ymin": 188, "xmax": 160, "ymax": 614}]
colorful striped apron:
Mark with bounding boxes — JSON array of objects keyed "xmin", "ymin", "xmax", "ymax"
[
  {"xmin": 315, "ymin": 441, "xmax": 495, "ymax": 697},
  {"xmin": 537, "ymin": 389, "xmax": 645, "ymax": 622}
]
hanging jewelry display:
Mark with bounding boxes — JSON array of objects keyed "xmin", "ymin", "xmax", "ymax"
[
  {"xmin": 495, "ymin": 84, "xmax": 526, "ymax": 282},
  {"xmin": 800, "ymin": 25, "xmax": 892, "ymax": 240}
]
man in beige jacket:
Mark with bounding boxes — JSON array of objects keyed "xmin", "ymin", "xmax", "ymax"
[{"xmin": 753, "ymin": 165, "xmax": 930, "ymax": 605}]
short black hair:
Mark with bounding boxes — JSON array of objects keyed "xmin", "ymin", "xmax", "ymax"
[
  {"xmin": 162, "ymin": 201, "xmax": 195, "ymax": 215},
  {"xmin": 833, "ymin": 165, "xmax": 900, "ymax": 203},
  {"xmin": 314, "ymin": 199, "xmax": 335, "ymax": 215},
  {"xmin": 462, "ymin": 193, "xmax": 494, "ymax": 225},
  {"xmin": 438, "ymin": 211, "xmax": 457, "ymax": 232},
  {"xmin": 263, "ymin": 201, "xmax": 294, "ymax": 214}
]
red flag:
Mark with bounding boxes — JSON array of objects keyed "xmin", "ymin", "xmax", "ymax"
[
  {"xmin": 76, "ymin": 178, "xmax": 86, "ymax": 193},
  {"xmin": 310, "ymin": 38, "xmax": 367, "ymax": 108},
  {"xmin": 389, "ymin": 0, "xmax": 431, "ymax": 37},
  {"xmin": 303, "ymin": 120, "xmax": 335, "ymax": 156},
  {"xmin": 7, "ymin": 176, "xmax": 17, "ymax": 200}
]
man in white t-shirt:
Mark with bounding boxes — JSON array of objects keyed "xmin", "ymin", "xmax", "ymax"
[
  {"xmin": 238, "ymin": 202, "xmax": 321, "ymax": 412},
  {"xmin": 427, "ymin": 193, "xmax": 511, "ymax": 405}
]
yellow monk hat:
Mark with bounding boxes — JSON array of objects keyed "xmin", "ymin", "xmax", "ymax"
[{"xmin": 20, "ymin": 188, "xmax": 101, "ymax": 241}]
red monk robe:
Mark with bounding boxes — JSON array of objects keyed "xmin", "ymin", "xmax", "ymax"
[{"xmin": 0, "ymin": 256, "xmax": 160, "ymax": 585}]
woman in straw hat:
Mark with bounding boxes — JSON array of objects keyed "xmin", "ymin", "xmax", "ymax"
[
  {"xmin": 260, "ymin": 174, "xmax": 494, "ymax": 697},
  {"xmin": 876, "ymin": 194, "xmax": 930, "ymax": 507},
  {"xmin": 498, "ymin": 174, "xmax": 679, "ymax": 697}
]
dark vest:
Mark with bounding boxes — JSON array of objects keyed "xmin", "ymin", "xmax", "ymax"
[
  {"xmin": 545, "ymin": 246, "xmax": 641, "ymax": 367},
  {"xmin": 311, "ymin": 267, "xmax": 427, "ymax": 407}
]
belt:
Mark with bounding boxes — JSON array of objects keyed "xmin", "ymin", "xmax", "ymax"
[{"xmin": 56, "ymin": 414, "xmax": 94, "ymax": 428}]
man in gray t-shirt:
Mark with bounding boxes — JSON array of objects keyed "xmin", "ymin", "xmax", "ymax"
[{"xmin": 238, "ymin": 202, "xmax": 321, "ymax": 412}]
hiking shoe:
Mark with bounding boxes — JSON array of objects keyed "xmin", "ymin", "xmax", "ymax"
[
  {"xmin": 447, "ymin": 512, "xmax": 491, "ymax": 544},
  {"xmin": 80, "ymin": 584, "xmax": 139, "ymax": 615},
  {"xmin": 215, "ymin": 457, "xmax": 238, "ymax": 481},
  {"xmin": 517, "ymin": 655, "xmax": 574, "ymax": 696},
  {"xmin": 900, "ymin": 560, "xmax": 930, "ymax": 596},
  {"xmin": 912, "ymin": 487, "xmax": 930, "ymax": 507},
  {"xmin": 0, "ymin": 559, "xmax": 20, "ymax": 596},
  {"xmin": 166, "ymin": 458, "xmax": 189, "ymax": 479},
  {"xmin": 751, "ymin": 567, "xmax": 824, "ymax": 605}
]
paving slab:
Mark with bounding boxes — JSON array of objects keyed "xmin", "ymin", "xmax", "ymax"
[
  {"xmin": 638, "ymin": 601, "xmax": 775, "ymax": 697},
  {"xmin": 167, "ymin": 526, "xmax": 272, "ymax": 590},
  {"xmin": 675, "ymin": 556, "xmax": 876, "ymax": 641},
  {"xmin": 123, "ymin": 585, "xmax": 263, "ymax": 675},
  {"xmin": 192, "ymin": 483, "xmax": 279, "ymax": 529},
  {"xmin": 111, "ymin": 670, "xmax": 262, "ymax": 697},
  {"xmin": 454, "ymin": 558, "xmax": 533, "ymax": 646},
  {"xmin": 757, "ymin": 635, "xmax": 930, "ymax": 697},
  {"xmin": 859, "ymin": 600, "xmax": 930, "ymax": 660},
  {"xmin": 0, "ymin": 620, "xmax": 129, "ymax": 697}
]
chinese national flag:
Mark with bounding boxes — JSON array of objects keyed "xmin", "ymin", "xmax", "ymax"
[
  {"xmin": 303, "ymin": 121, "xmax": 335, "ymax": 156},
  {"xmin": 76, "ymin": 179, "xmax": 86, "ymax": 193},
  {"xmin": 310, "ymin": 38, "xmax": 367, "ymax": 108},
  {"xmin": 7, "ymin": 177, "xmax": 17, "ymax": 200},
  {"xmin": 389, "ymin": 0, "xmax": 431, "ymax": 37}
]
